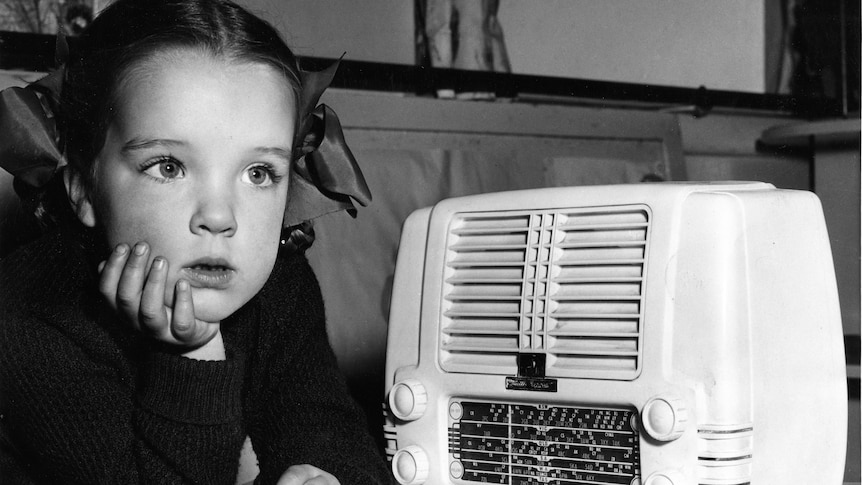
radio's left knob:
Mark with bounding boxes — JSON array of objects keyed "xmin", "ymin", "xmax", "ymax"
[
  {"xmin": 392, "ymin": 445, "xmax": 430, "ymax": 485},
  {"xmin": 645, "ymin": 470, "xmax": 685, "ymax": 485},
  {"xmin": 388, "ymin": 379, "xmax": 428, "ymax": 421}
]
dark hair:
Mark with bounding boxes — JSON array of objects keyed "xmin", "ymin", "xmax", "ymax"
[{"xmin": 60, "ymin": 0, "xmax": 302, "ymax": 191}]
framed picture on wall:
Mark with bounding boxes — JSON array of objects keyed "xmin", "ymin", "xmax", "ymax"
[{"xmin": 0, "ymin": 0, "xmax": 103, "ymax": 35}]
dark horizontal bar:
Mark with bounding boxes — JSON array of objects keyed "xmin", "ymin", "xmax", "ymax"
[
  {"xmin": 846, "ymin": 335, "xmax": 859, "ymax": 399},
  {"xmin": 0, "ymin": 31, "xmax": 844, "ymax": 117},
  {"xmin": 300, "ymin": 56, "xmax": 843, "ymax": 117},
  {"xmin": 847, "ymin": 335, "xmax": 860, "ymax": 366}
]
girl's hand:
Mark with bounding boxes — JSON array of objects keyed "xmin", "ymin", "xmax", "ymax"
[
  {"xmin": 276, "ymin": 465, "xmax": 340, "ymax": 485},
  {"xmin": 99, "ymin": 242, "xmax": 221, "ymax": 356}
]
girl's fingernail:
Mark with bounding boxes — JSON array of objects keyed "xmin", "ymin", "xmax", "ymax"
[
  {"xmin": 178, "ymin": 279, "xmax": 189, "ymax": 292},
  {"xmin": 98, "ymin": 261, "xmax": 106, "ymax": 272},
  {"xmin": 134, "ymin": 243, "xmax": 147, "ymax": 256},
  {"xmin": 115, "ymin": 244, "xmax": 128, "ymax": 255},
  {"xmin": 153, "ymin": 258, "xmax": 165, "ymax": 270}
]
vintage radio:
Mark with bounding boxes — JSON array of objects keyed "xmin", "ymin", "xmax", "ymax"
[{"xmin": 383, "ymin": 182, "xmax": 847, "ymax": 485}]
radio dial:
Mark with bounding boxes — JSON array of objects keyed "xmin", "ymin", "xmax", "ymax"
[
  {"xmin": 642, "ymin": 396, "xmax": 687, "ymax": 441},
  {"xmin": 392, "ymin": 445, "xmax": 429, "ymax": 484},
  {"xmin": 388, "ymin": 379, "xmax": 428, "ymax": 421}
]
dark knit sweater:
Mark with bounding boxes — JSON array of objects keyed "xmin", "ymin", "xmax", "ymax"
[{"xmin": 0, "ymin": 227, "xmax": 393, "ymax": 484}]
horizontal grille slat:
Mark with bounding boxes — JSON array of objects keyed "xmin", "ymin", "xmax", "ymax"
[
  {"xmin": 448, "ymin": 262, "xmax": 525, "ymax": 269},
  {"xmin": 451, "ymin": 250, "xmax": 526, "ymax": 263},
  {"xmin": 440, "ymin": 207, "xmax": 649, "ymax": 380},
  {"xmin": 549, "ymin": 337, "xmax": 639, "ymax": 353},
  {"xmin": 555, "ymin": 259, "xmax": 645, "ymax": 266},
  {"xmin": 450, "ymin": 233, "xmax": 530, "ymax": 248},
  {"xmin": 551, "ymin": 319, "xmax": 640, "ymax": 334},
  {"xmin": 447, "ymin": 300, "xmax": 522, "ymax": 314},
  {"xmin": 444, "ymin": 317, "xmax": 520, "ymax": 332},
  {"xmin": 559, "ymin": 228, "xmax": 648, "ymax": 244},
  {"xmin": 551, "ymin": 313, "xmax": 643, "ymax": 320},
  {"xmin": 553, "ymin": 301, "xmax": 640, "ymax": 314},
  {"xmin": 452, "ymin": 215, "xmax": 531, "ymax": 231},
  {"xmin": 558, "ymin": 211, "xmax": 648, "ymax": 225},
  {"xmin": 447, "ymin": 283, "xmax": 524, "ymax": 297},
  {"xmin": 442, "ymin": 337, "xmax": 520, "ymax": 351},
  {"xmin": 555, "ymin": 282, "xmax": 642, "ymax": 297},
  {"xmin": 448, "ymin": 266, "xmax": 525, "ymax": 282},
  {"xmin": 557, "ymin": 247, "xmax": 645, "ymax": 261},
  {"xmin": 556, "ymin": 265, "xmax": 643, "ymax": 278},
  {"xmin": 556, "ymin": 240, "xmax": 647, "ymax": 248}
]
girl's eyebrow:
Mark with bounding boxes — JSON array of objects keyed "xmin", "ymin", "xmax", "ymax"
[
  {"xmin": 253, "ymin": 147, "xmax": 292, "ymax": 165},
  {"xmin": 121, "ymin": 138, "xmax": 185, "ymax": 153}
]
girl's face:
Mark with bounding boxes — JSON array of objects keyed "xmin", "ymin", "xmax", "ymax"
[{"xmin": 80, "ymin": 50, "xmax": 296, "ymax": 322}]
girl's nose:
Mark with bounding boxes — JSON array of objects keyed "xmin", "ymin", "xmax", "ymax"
[{"xmin": 190, "ymin": 192, "xmax": 237, "ymax": 237}]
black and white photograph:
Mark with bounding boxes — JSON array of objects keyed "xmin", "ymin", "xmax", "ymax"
[{"xmin": 0, "ymin": 1, "xmax": 858, "ymax": 484}]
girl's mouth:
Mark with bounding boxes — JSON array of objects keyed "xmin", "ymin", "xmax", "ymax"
[{"xmin": 181, "ymin": 258, "xmax": 236, "ymax": 289}]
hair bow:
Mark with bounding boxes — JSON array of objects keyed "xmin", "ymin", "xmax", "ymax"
[
  {"xmin": 0, "ymin": 69, "xmax": 65, "ymax": 190},
  {"xmin": 0, "ymin": 34, "xmax": 66, "ymax": 191},
  {"xmin": 0, "ymin": 42, "xmax": 369, "ymax": 228},
  {"xmin": 286, "ymin": 59, "xmax": 372, "ymax": 226}
]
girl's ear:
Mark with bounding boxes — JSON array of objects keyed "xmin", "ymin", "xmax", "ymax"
[{"xmin": 63, "ymin": 169, "xmax": 97, "ymax": 227}]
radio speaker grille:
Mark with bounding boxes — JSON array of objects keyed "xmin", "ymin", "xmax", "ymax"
[{"xmin": 440, "ymin": 207, "xmax": 649, "ymax": 380}]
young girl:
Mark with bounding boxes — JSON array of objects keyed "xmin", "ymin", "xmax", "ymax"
[{"xmin": 0, "ymin": 0, "xmax": 393, "ymax": 483}]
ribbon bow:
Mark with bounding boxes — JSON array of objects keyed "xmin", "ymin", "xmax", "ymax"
[
  {"xmin": 0, "ymin": 45, "xmax": 370, "ymax": 228},
  {"xmin": 0, "ymin": 69, "xmax": 65, "ymax": 189},
  {"xmin": 286, "ymin": 59, "xmax": 371, "ymax": 226}
]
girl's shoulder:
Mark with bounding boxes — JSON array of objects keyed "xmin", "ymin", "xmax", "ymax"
[
  {"xmin": 0, "ymin": 229, "xmax": 94, "ymax": 316},
  {"xmin": 246, "ymin": 252, "xmax": 325, "ymax": 336},
  {"xmin": 259, "ymin": 252, "xmax": 322, "ymax": 302}
]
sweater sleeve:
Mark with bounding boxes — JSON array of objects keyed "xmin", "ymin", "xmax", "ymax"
[
  {"xmin": 246, "ymin": 254, "xmax": 394, "ymax": 485},
  {"xmin": 0, "ymin": 310, "xmax": 247, "ymax": 485}
]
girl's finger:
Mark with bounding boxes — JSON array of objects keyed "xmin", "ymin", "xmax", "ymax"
[
  {"xmin": 139, "ymin": 257, "xmax": 169, "ymax": 336},
  {"xmin": 98, "ymin": 243, "xmax": 130, "ymax": 309},
  {"xmin": 171, "ymin": 279, "xmax": 197, "ymax": 343},
  {"xmin": 305, "ymin": 476, "xmax": 339, "ymax": 485},
  {"xmin": 276, "ymin": 465, "xmax": 339, "ymax": 485},
  {"xmin": 115, "ymin": 243, "xmax": 150, "ymax": 330}
]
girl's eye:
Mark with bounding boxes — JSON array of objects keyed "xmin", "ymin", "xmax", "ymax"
[
  {"xmin": 242, "ymin": 165, "xmax": 279, "ymax": 187},
  {"xmin": 142, "ymin": 158, "xmax": 185, "ymax": 181}
]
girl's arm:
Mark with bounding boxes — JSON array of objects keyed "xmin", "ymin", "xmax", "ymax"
[
  {"xmin": 0, "ymin": 310, "xmax": 247, "ymax": 484},
  {"xmin": 0, "ymin": 235, "xmax": 247, "ymax": 484},
  {"xmin": 247, "ymin": 254, "xmax": 393, "ymax": 485}
]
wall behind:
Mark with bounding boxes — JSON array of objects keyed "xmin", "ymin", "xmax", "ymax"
[
  {"xmin": 239, "ymin": 0, "xmax": 414, "ymax": 66},
  {"xmin": 498, "ymin": 0, "xmax": 764, "ymax": 92},
  {"xmin": 241, "ymin": 0, "xmax": 765, "ymax": 93}
]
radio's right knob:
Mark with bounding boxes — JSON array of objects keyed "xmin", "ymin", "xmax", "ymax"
[
  {"xmin": 392, "ymin": 445, "xmax": 430, "ymax": 485},
  {"xmin": 642, "ymin": 396, "xmax": 687, "ymax": 442},
  {"xmin": 388, "ymin": 379, "xmax": 428, "ymax": 421}
]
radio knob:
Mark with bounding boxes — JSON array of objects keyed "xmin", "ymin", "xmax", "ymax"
[
  {"xmin": 388, "ymin": 379, "xmax": 428, "ymax": 421},
  {"xmin": 642, "ymin": 396, "xmax": 687, "ymax": 441},
  {"xmin": 392, "ymin": 445, "xmax": 430, "ymax": 484},
  {"xmin": 645, "ymin": 470, "xmax": 685, "ymax": 485}
]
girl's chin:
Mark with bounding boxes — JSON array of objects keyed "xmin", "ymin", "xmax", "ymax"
[{"xmin": 183, "ymin": 288, "xmax": 249, "ymax": 323}]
